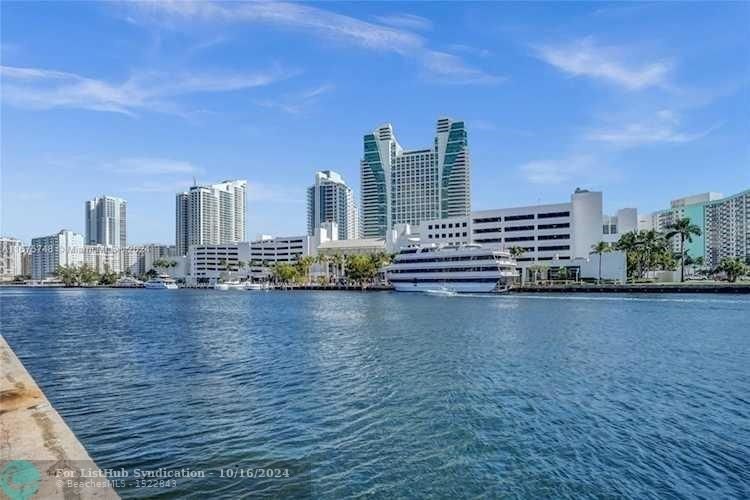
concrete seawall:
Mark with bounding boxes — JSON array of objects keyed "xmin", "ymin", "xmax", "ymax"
[{"xmin": 0, "ymin": 336, "xmax": 119, "ymax": 499}]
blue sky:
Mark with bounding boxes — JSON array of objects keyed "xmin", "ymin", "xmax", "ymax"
[{"xmin": 2, "ymin": 1, "xmax": 748, "ymax": 244}]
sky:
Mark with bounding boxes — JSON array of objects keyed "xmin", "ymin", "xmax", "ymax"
[{"xmin": 1, "ymin": 1, "xmax": 748, "ymax": 245}]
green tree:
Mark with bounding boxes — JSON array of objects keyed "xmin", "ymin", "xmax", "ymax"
[
  {"xmin": 508, "ymin": 246, "xmax": 525, "ymax": 259},
  {"xmin": 272, "ymin": 263, "xmax": 298, "ymax": 284},
  {"xmin": 345, "ymin": 254, "xmax": 378, "ymax": 285},
  {"xmin": 716, "ymin": 258, "xmax": 747, "ymax": 283},
  {"xmin": 78, "ymin": 264, "xmax": 99, "ymax": 285},
  {"xmin": 55, "ymin": 265, "xmax": 79, "ymax": 287},
  {"xmin": 665, "ymin": 217, "xmax": 702, "ymax": 282},
  {"xmin": 295, "ymin": 256, "xmax": 316, "ymax": 284},
  {"xmin": 590, "ymin": 241, "xmax": 611, "ymax": 284}
]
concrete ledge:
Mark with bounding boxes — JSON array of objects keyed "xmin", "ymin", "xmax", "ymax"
[
  {"xmin": 510, "ymin": 283, "xmax": 750, "ymax": 293},
  {"xmin": 0, "ymin": 335, "xmax": 119, "ymax": 499}
]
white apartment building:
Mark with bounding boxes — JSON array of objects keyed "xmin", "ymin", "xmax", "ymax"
[
  {"xmin": 704, "ymin": 189, "xmax": 749, "ymax": 268},
  {"xmin": 85, "ymin": 196, "xmax": 127, "ymax": 247},
  {"xmin": 307, "ymin": 170, "xmax": 359, "ymax": 240},
  {"xmin": 30, "ymin": 230, "xmax": 84, "ymax": 279},
  {"xmin": 83, "ymin": 245, "xmax": 122, "ymax": 274},
  {"xmin": 176, "ymin": 180, "xmax": 247, "ymax": 256},
  {"xmin": 0, "ymin": 237, "xmax": 23, "ymax": 280},
  {"xmin": 360, "ymin": 118, "xmax": 470, "ymax": 238}
]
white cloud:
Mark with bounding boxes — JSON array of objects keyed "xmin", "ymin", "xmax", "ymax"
[
  {"xmin": 126, "ymin": 1, "xmax": 500, "ymax": 85},
  {"xmin": 0, "ymin": 64, "xmax": 294, "ymax": 116},
  {"xmin": 585, "ymin": 110, "xmax": 721, "ymax": 147},
  {"xmin": 103, "ymin": 158, "xmax": 203, "ymax": 175},
  {"xmin": 534, "ymin": 38, "xmax": 671, "ymax": 90},
  {"xmin": 255, "ymin": 83, "xmax": 335, "ymax": 114},
  {"xmin": 519, "ymin": 155, "xmax": 607, "ymax": 185},
  {"xmin": 373, "ymin": 13, "xmax": 433, "ymax": 32}
]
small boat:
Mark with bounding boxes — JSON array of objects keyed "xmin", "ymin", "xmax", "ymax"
[
  {"xmin": 423, "ymin": 286, "xmax": 458, "ymax": 297},
  {"xmin": 144, "ymin": 274, "xmax": 178, "ymax": 290},
  {"xmin": 214, "ymin": 280, "xmax": 245, "ymax": 291},
  {"xmin": 244, "ymin": 282, "xmax": 270, "ymax": 291}
]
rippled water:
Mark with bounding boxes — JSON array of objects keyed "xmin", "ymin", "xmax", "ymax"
[{"xmin": 2, "ymin": 289, "xmax": 749, "ymax": 498}]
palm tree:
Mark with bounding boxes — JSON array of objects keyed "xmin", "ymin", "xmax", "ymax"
[
  {"xmin": 665, "ymin": 218, "xmax": 702, "ymax": 282},
  {"xmin": 590, "ymin": 241, "xmax": 611, "ymax": 284},
  {"xmin": 55, "ymin": 265, "xmax": 79, "ymax": 287},
  {"xmin": 716, "ymin": 258, "xmax": 747, "ymax": 282}
]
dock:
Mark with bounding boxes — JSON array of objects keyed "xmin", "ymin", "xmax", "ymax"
[{"xmin": 0, "ymin": 336, "xmax": 119, "ymax": 499}]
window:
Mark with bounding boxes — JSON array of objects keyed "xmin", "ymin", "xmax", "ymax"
[
  {"xmin": 538, "ymin": 223, "xmax": 570, "ymax": 230},
  {"xmin": 505, "ymin": 214, "xmax": 534, "ymax": 221},
  {"xmin": 505, "ymin": 236, "xmax": 534, "ymax": 242},
  {"xmin": 505, "ymin": 225, "xmax": 534, "ymax": 232},
  {"xmin": 538, "ymin": 245, "xmax": 570, "ymax": 251},
  {"xmin": 538, "ymin": 211, "xmax": 569, "ymax": 219},
  {"xmin": 537, "ymin": 234, "xmax": 569, "ymax": 240},
  {"xmin": 473, "ymin": 216, "xmax": 502, "ymax": 224}
]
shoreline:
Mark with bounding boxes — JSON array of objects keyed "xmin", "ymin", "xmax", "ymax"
[{"xmin": 2, "ymin": 283, "xmax": 750, "ymax": 293}]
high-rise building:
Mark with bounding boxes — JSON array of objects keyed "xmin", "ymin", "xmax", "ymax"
[
  {"xmin": 85, "ymin": 196, "xmax": 127, "ymax": 247},
  {"xmin": 307, "ymin": 170, "xmax": 359, "ymax": 240},
  {"xmin": 360, "ymin": 117, "xmax": 470, "ymax": 238},
  {"xmin": 704, "ymin": 189, "xmax": 749, "ymax": 268},
  {"xmin": 175, "ymin": 180, "xmax": 247, "ymax": 255},
  {"xmin": 0, "ymin": 237, "xmax": 23, "ymax": 280},
  {"xmin": 30, "ymin": 230, "xmax": 84, "ymax": 279}
]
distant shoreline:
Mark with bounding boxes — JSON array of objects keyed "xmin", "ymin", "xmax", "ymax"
[{"xmin": 2, "ymin": 283, "xmax": 750, "ymax": 294}]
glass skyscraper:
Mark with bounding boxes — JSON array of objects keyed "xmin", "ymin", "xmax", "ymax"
[{"xmin": 360, "ymin": 118, "xmax": 470, "ymax": 238}]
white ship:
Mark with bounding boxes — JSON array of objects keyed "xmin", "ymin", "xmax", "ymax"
[
  {"xmin": 386, "ymin": 244, "xmax": 517, "ymax": 293},
  {"xmin": 144, "ymin": 274, "xmax": 178, "ymax": 290}
]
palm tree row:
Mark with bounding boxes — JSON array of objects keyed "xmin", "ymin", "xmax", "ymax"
[
  {"xmin": 54, "ymin": 264, "xmax": 118, "ymax": 287},
  {"xmin": 269, "ymin": 252, "xmax": 394, "ymax": 286}
]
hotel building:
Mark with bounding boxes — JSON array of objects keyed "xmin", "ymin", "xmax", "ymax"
[
  {"xmin": 360, "ymin": 117, "xmax": 470, "ymax": 238},
  {"xmin": 0, "ymin": 237, "xmax": 23, "ymax": 280},
  {"xmin": 176, "ymin": 180, "xmax": 247, "ymax": 256},
  {"xmin": 307, "ymin": 170, "xmax": 359, "ymax": 240},
  {"xmin": 704, "ymin": 189, "xmax": 749, "ymax": 268},
  {"xmin": 85, "ymin": 196, "xmax": 127, "ymax": 247},
  {"xmin": 30, "ymin": 230, "xmax": 84, "ymax": 279}
]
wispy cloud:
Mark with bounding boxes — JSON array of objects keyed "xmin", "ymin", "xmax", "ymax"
[
  {"xmin": 126, "ymin": 1, "xmax": 500, "ymax": 85},
  {"xmin": 0, "ymin": 64, "xmax": 294, "ymax": 116},
  {"xmin": 255, "ymin": 83, "xmax": 335, "ymax": 114},
  {"xmin": 533, "ymin": 37, "xmax": 671, "ymax": 90},
  {"xmin": 103, "ymin": 157, "xmax": 204, "ymax": 175},
  {"xmin": 585, "ymin": 109, "xmax": 721, "ymax": 147},
  {"xmin": 519, "ymin": 155, "xmax": 619, "ymax": 185},
  {"xmin": 373, "ymin": 13, "xmax": 432, "ymax": 32}
]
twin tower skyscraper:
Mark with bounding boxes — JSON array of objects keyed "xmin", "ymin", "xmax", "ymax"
[{"xmin": 308, "ymin": 117, "xmax": 471, "ymax": 241}]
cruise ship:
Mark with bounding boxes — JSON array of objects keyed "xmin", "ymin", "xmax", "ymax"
[{"xmin": 385, "ymin": 244, "xmax": 517, "ymax": 293}]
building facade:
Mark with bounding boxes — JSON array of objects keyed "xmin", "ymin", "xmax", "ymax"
[
  {"xmin": 250, "ymin": 235, "xmax": 315, "ymax": 265},
  {"xmin": 30, "ymin": 230, "xmax": 84, "ymax": 279},
  {"xmin": 187, "ymin": 242, "xmax": 252, "ymax": 285},
  {"xmin": 704, "ymin": 189, "xmax": 749, "ymax": 268},
  {"xmin": 360, "ymin": 118, "xmax": 470, "ymax": 238},
  {"xmin": 420, "ymin": 189, "xmax": 605, "ymax": 263},
  {"xmin": 0, "ymin": 237, "xmax": 23, "ymax": 280},
  {"xmin": 176, "ymin": 180, "xmax": 247, "ymax": 255},
  {"xmin": 307, "ymin": 170, "xmax": 359, "ymax": 240},
  {"xmin": 602, "ymin": 208, "xmax": 638, "ymax": 245},
  {"xmin": 85, "ymin": 196, "xmax": 127, "ymax": 247}
]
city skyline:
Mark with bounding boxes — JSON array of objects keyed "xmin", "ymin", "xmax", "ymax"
[{"xmin": 2, "ymin": 1, "xmax": 749, "ymax": 244}]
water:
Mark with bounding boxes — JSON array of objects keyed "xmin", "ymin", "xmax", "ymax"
[{"xmin": 2, "ymin": 288, "xmax": 749, "ymax": 498}]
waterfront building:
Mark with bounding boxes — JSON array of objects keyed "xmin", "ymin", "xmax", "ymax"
[
  {"xmin": 307, "ymin": 170, "xmax": 359, "ymax": 240},
  {"xmin": 416, "ymin": 189, "xmax": 634, "ymax": 282},
  {"xmin": 250, "ymin": 235, "xmax": 315, "ymax": 265},
  {"xmin": 0, "ymin": 237, "xmax": 23, "ymax": 280},
  {"xmin": 360, "ymin": 117, "xmax": 470, "ymax": 238},
  {"xmin": 30, "ymin": 230, "xmax": 84, "ymax": 279},
  {"xmin": 420, "ymin": 189, "xmax": 604, "ymax": 260},
  {"xmin": 176, "ymin": 180, "xmax": 247, "ymax": 256},
  {"xmin": 602, "ymin": 208, "xmax": 638, "ymax": 245},
  {"xmin": 83, "ymin": 245, "xmax": 122, "ymax": 274},
  {"xmin": 704, "ymin": 189, "xmax": 750, "ymax": 268},
  {"xmin": 85, "ymin": 196, "xmax": 127, "ymax": 247},
  {"xmin": 187, "ymin": 242, "xmax": 252, "ymax": 285},
  {"xmin": 638, "ymin": 192, "xmax": 722, "ymax": 257}
]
